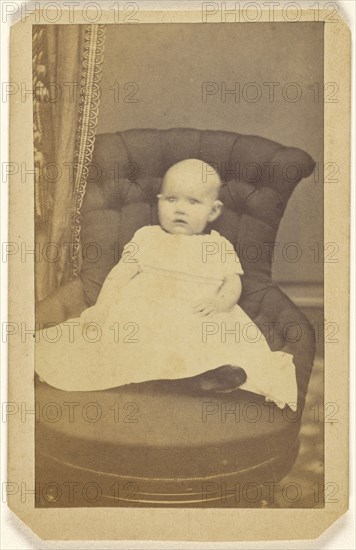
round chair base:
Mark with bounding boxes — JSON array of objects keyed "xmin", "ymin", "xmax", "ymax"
[{"xmin": 35, "ymin": 376, "xmax": 301, "ymax": 508}]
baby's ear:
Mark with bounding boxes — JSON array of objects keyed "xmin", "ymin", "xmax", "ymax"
[{"xmin": 209, "ymin": 200, "xmax": 223, "ymax": 222}]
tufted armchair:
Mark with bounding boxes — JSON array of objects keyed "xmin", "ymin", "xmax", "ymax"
[{"xmin": 35, "ymin": 128, "xmax": 316, "ymax": 507}]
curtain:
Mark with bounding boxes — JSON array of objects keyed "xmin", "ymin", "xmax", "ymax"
[{"xmin": 33, "ymin": 24, "xmax": 106, "ymax": 300}]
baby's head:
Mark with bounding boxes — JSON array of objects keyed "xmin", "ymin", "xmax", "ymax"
[{"xmin": 157, "ymin": 159, "xmax": 223, "ymax": 235}]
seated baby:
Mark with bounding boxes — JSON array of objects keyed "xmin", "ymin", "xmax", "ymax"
[{"xmin": 36, "ymin": 159, "xmax": 298, "ymax": 410}]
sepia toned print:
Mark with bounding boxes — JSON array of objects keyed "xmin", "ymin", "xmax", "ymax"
[{"xmin": 7, "ymin": 3, "xmax": 350, "ymax": 542}]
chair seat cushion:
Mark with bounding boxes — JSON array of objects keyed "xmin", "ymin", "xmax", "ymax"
[{"xmin": 35, "ymin": 376, "xmax": 300, "ymax": 479}]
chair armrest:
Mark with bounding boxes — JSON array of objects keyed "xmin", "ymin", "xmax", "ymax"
[
  {"xmin": 36, "ymin": 278, "xmax": 88, "ymax": 329},
  {"xmin": 240, "ymin": 282, "xmax": 316, "ymax": 412}
]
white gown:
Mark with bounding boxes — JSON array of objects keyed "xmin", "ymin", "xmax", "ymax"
[{"xmin": 35, "ymin": 226, "xmax": 298, "ymax": 410}]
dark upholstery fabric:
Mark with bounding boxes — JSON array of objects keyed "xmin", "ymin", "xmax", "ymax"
[{"xmin": 77, "ymin": 128, "xmax": 314, "ymax": 304}]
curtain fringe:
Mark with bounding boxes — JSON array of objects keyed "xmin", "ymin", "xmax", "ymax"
[{"xmin": 70, "ymin": 24, "xmax": 106, "ymax": 278}]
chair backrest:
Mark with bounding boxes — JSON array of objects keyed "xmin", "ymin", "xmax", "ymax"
[{"xmin": 80, "ymin": 128, "xmax": 315, "ymax": 306}]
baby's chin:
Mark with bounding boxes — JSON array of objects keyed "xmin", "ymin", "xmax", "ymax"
[
  {"xmin": 169, "ymin": 227, "xmax": 194, "ymax": 235},
  {"xmin": 162, "ymin": 223, "xmax": 197, "ymax": 235}
]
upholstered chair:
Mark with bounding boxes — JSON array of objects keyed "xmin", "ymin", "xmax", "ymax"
[{"xmin": 35, "ymin": 128, "xmax": 316, "ymax": 507}]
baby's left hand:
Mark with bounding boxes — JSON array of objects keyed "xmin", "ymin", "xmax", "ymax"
[
  {"xmin": 193, "ymin": 298, "xmax": 229, "ymax": 317},
  {"xmin": 194, "ymin": 275, "xmax": 241, "ymax": 316}
]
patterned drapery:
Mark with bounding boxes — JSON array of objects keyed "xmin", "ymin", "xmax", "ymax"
[
  {"xmin": 33, "ymin": 24, "xmax": 106, "ymax": 300},
  {"xmin": 33, "ymin": 26, "xmax": 51, "ymax": 225}
]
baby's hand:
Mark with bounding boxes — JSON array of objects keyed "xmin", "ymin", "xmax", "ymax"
[
  {"xmin": 193, "ymin": 300, "xmax": 216, "ymax": 317},
  {"xmin": 193, "ymin": 298, "xmax": 229, "ymax": 317},
  {"xmin": 194, "ymin": 275, "xmax": 241, "ymax": 316}
]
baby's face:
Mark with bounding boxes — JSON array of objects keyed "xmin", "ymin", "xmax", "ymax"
[{"xmin": 158, "ymin": 171, "xmax": 222, "ymax": 235}]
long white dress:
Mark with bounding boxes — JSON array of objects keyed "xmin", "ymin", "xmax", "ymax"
[{"xmin": 35, "ymin": 226, "xmax": 298, "ymax": 410}]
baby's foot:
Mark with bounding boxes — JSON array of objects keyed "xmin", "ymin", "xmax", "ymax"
[{"xmin": 189, "ymin": 365, "xmax": 247, "ymax": 393}]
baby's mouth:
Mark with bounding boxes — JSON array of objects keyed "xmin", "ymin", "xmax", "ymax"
[{"xmin": 173, "ymin": 219, "xmax": 188, "ymax": 225}]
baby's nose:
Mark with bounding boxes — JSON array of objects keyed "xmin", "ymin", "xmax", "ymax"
[{"xmin": 174, "ymin": 202, "xmax": 186, "ymax": 214}]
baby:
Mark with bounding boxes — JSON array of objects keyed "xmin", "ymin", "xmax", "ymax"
[
  {"xmin": 36, "ymin": 158, "xmax": 297, "ymax": 408},
  {"xmin": 158, "ymin": 159, "xmax": 242, "ymax": 318},
  {"xmin": 84, "ymin": 158, "xmax": 248, "ymax": 391}
]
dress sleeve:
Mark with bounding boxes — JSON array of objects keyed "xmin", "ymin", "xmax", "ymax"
[{"xmin": 216, "ymin": 233, "xmax": 244, "ymax": 277}]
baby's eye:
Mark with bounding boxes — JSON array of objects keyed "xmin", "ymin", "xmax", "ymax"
[
  {"xmin": 165, "ymin": 196, "xmax": 176, "ymax": 203},
  {"xmin": 189, "ymin": 199, "xmax": 199, "ymax": 205}
]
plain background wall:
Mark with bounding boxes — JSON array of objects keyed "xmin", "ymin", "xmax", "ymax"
[{"xmin": 96, "ymin": 22, "xmax": 324, "ymax": 287}]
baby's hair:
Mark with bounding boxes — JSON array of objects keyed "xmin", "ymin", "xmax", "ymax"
[{"xmin": 162, "ymin": 158, "xmax": 222, "ymax": 199}]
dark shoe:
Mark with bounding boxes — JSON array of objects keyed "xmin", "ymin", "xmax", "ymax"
[{"xmin": 189, "ymin": 365, "xmax": 247, "ymax": 393}]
